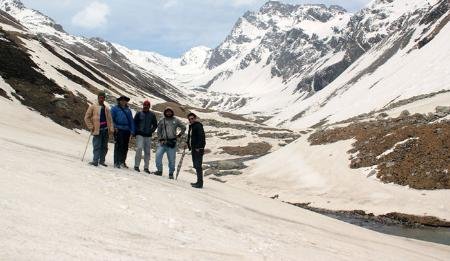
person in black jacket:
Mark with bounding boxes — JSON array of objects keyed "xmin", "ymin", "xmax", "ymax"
[
  {"xmin": 187, "ymin": 113, "xmax": 206, "ymax": 188},
  {"xmin": 133, "ymin": 100, "xmax": 158, "ymax": 173}
]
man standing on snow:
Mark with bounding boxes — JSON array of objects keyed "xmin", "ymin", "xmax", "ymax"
[
  {"xmin": 187, "ymin": 113, "xmax": 206, "ymax": 188},
  {"xmin": 155, "ymin": 107, "xmax": 186, "ymax": 179},
  {"xmin": 111, "ymin": 95, "xmax": 135, "ymax": 169},
  {"xmin": 133, "ymin": 100, "xmax": 158, "ymax": 174},
  {"xmin": 84, "ymin": 91, "xmax": 114, "ymax": 167}
]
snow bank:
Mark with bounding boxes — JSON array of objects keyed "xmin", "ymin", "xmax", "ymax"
[
  {"xmin": 229, "ymin": 135, "xmax": 450, "ymax": 221},
  {"xmin": 1, "ymin": 92, "xmax": 449, "ymax": 260}
]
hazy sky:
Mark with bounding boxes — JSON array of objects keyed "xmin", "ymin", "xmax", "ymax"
[{"xmin": 21, "ymin": 0, "xmax": 370, "ymax": 57}]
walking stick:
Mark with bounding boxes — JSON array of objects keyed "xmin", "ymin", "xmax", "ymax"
[
  {"xmin": 176, "ymin": 145, "xmax": 187, "ymax": 180},
  {"xmin": 81, "ymin": 133, "xmax": 92, "ymax": 162}
]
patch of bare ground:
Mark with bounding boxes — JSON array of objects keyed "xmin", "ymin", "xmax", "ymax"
[
  {"xmin": 0, "ymin": 29, "xmax": 88, "ymax": 129},
  {"xmin": 203, "ymin": 118, "xmax": 293, "ymax": 133},
  {"xmin": 220, "ymin": 142, "xmax": 272, "ymax": 156},
  {"xmin": 288, "ymin": 202, "xmax": 450, "ymax": 227},
  {"xmin": 54, "ymin": 67, "xmax": 101, "ymax": 94},
  {"xmin": 152, "ymin": 102, "xmax": 191, "ymax": 118},
  {"xmin": 40, "ymin": 41, "xmax": 110, "ymax": 88},
  {"xmin": 257, "ymin": 132, "xmax": 301, "ymax": 142},
  {"xmin": 210, "ymin": 177, "xmax": 227, "ymax": 183},
  {"xmin": 186, "ymin": 105, "xmax": 215, "ymax": 113},
  {"xmin": 252, "ymin": 115, "xmax": 273, "ymax": 124},
  {"xmin": 0, "ymin": 87, "xmax": 11, "ymax": 100},
  {"xmin": 218, "ymin": 111, "xmax": 251, "ymax": 122},
  {"xmin": 0, "ymin": 11, "xmax": 24, "ymax": 30},
  {"xmin": 218, "ymin": 135, "xmax": 246, "ymax": 140},
  {"xmin": 327, "ymin": 90, "xmax": 450, "ymax": 127},
  {"xmin": 308, "ymin": 112, "xmax": 450, "ymax": 189}
]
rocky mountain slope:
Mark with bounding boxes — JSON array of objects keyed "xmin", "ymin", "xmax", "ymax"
[
  {"xmin": 117, "ymin": 0, "xmax": 449, "ymax": 129},
  {"xmin": 3, "ymin": 0, "xmax": 448, "ymax": 131},
  {"xmin": 0, "ymin": 0, "xmax": 192, "ymax": 130}
]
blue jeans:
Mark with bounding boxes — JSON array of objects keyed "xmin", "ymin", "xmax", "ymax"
[
  {"xmin": 92, "ymin": 128, "xmax": 109, "ymax": 164},
  {"xmin": 155, "ymin": 144, "xmax": 176, "ymax": 175}
]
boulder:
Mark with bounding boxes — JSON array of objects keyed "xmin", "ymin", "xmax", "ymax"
[
  {"xmin": 435, "ymin": 106, "xmax": 450, "ymax": 117},
  {"xmin": 400, "ymin": 110, "xmax": 410, "ymax": 117}
]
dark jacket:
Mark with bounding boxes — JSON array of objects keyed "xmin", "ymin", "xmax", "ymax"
[
  {"xmin": 111, "ymin": 105, "xmax": 135, "ymax": 134},
  {"xmin": 187, "ymin": 121, "xmax": 206, "ymax": 150},
  {"xmin": 134, "ymin": 111, "xmax": 158, "ymax": 137}
]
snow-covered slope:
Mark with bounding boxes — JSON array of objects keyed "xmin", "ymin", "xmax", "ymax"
[
  {"xmin": 1, "ymin": 91, "xmax": 449, "ymax": 260},
  {"xmin": 228, "ymin": 131, "xmax": 450, "ymax": 220},
  {"xmin": 4, "ymin": 0, "xmax": 446, "ymax": 131},
  {"xmin": 113, "ymin": 44, "xmax": 211, "ymax": 92},
  {"xmin": 0, "ymin": 0, "xmax": 65, "ymax": 35},
  {"xmin": 115, "ymin": 2, "xmax": 352, "ymax": 107},
  {"xmin": 268, "ymin": 0, "xmax": 450, "ymax": 128},
  {"xmin": 0, "ymin": 0, "xmax": 192, "ymax": 122},
  {"xmin": 116, "ymin": 0, "xmax": 449, "ymax": 129}
]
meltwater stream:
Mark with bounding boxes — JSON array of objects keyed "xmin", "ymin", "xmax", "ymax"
[{"xmin": 321, "ymin": 211, "xmax": 450, "ymax": 246}]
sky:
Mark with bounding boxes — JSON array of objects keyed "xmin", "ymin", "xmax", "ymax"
[{"xmin": 21, "ymin": 0, "xmax": 371, "ymax": 57}]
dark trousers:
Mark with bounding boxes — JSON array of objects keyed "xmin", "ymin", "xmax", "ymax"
[
  {"xmin": 192, "ymin": 149, "xmax": 204, "ymax": 184},
  {"xmin": 92, "ymin": 128, "xmax": 109, "ymax": 164},
  {"xmin": 114, "ymin": 129, "xmax": 131, "ymax": 165}
]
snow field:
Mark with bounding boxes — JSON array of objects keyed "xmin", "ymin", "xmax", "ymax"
[
  {"xmin": 1, "ymin": 90, "xmax": 450, "ymax": 260},
  {"xmin": 227, "ymin": 135, "xmax": 450, "ymax": 221}
]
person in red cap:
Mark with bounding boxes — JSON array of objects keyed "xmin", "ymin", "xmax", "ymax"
[{"xmin": 133, "ymin": 100, "xmax": 158, "ymax": 173}]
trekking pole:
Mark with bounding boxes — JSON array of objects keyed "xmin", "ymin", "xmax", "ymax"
[
  {"xmin": 81, "ymin": 133, "xmax": 92, "ymax": 162},
  {"xmin": 176, "ymin": 145, "xmax": 187, "ymax": 180}
]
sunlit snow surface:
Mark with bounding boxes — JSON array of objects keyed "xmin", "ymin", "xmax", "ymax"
[{"xmin": 0, "ymin": 89, "xmax": 449, "ymax": 260}]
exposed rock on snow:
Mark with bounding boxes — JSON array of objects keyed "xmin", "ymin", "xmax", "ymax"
[
  {"xmin": 0, "ymin": 28, "xmax": 88, "ymax": 129},
  {"xmin": 220, "ymin": 142, "xmax": 272, "ymax": 156},
  {"xmin": 113, "ymin": 0, "xmax": 450, "ymax": 131},
  {"xmin": 0, "ymin": 0, "xmax": 192, "ymax": 120},
  {"xmin": 309, "ymin": 113, "xmax": 450, "ymax": 189}
]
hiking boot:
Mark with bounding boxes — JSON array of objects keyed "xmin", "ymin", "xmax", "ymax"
[
  {"xmin": 144, "ymin": 168, "xmax": 151, "ymax": 174},
  {"xmin": 153, "ymin": 171, "xmax": 162, "ymax": 176},
  {"xmin": 191, "ymin": 183, "xmax": 203, "ymax": 189},
  {"xmin": 89, "ymin": 162, "xmax": 98, "ymax": 167},
  {"xmin": 99, "ymin": 162, "xmax": 108, "ymax": 167},
  {"xmin": 190, "ymin": 182, "xmax": 198, "ymax": 186},
  {"xmin": 120, "ymin": 163, "xmax": 129, "ymax": 169},
  {"xmin": 114, "ymin": 164, "xmax": 121, "ymax": 169},
  {"xmin": 134, "ymin": 167, "xmax": 140, "ymax": 172},
  {"xmin": 169, "ymin": 175, "xmax": 174, "ymax": 180}
]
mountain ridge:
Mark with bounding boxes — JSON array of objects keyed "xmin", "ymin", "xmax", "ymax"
[{"xmin": 1, "ymin": 0, "xmax": 449, "ymax": 130}]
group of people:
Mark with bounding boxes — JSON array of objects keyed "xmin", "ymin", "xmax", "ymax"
[{"xmin": 84, "ymin": 92, "xmax": 206, "ymax": 188}]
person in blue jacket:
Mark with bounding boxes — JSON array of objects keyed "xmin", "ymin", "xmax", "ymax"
[{"xmin": 111, "ymin": 95, "xmax": 135, "ymax": 168}]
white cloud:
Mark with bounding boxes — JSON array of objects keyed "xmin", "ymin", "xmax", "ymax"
[
  {"xmin": 163, "ymin": 0, "xmax": 178, "ymax": 9},
  {"xmin": 71, "ymin": 1, "xmax": 110, "ymax": 29}
]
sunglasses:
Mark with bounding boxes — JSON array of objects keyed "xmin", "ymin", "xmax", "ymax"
[{"xmin": 188, "ymin": 117, "xmax": 195, "ymax": 121}]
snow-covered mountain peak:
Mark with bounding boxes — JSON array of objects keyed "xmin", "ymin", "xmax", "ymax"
[
  {"xmin": 205, "ymin": 1, "xmax": 351, "ymax": 70},
  {"xmin": 180, "ymin": 46, "xmax": 211, "ymax": 67},
  {"xmin": 0, "ymin": 0, "xmax": 65, "ymax": 34},
  {"xmin": 256, "ymin": 1, "xmax": 348, "ymax": 23},
  {"xmin": 258, "ymin": 1, "xmax": 297, "ymax": 15},
  {"xmin": 0, "ymin": 0, "xmax": 24, "ymax": 10}
]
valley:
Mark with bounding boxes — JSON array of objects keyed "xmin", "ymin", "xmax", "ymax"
[{"xmin": 0, "ymin": 0, "xmax": 449, "ymax": 259}]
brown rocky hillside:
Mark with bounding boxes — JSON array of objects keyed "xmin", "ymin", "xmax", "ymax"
[{"xmin": 309, "ymin": 109, "xmax": 450, "ymax": 189}]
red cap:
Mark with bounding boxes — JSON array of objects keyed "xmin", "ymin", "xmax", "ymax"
[{"xmin": 143, "ymin": 100, "xmax": 151, "ymax": 106}]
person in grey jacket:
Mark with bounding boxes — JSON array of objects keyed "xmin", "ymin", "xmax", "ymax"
[
  {"xmin": 133, "ymin": 100, "xmax": 158, "ymax": 174},
  {"xmin": 154, "ymin": 107, "xmax": 186, "ymax": 179}
]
